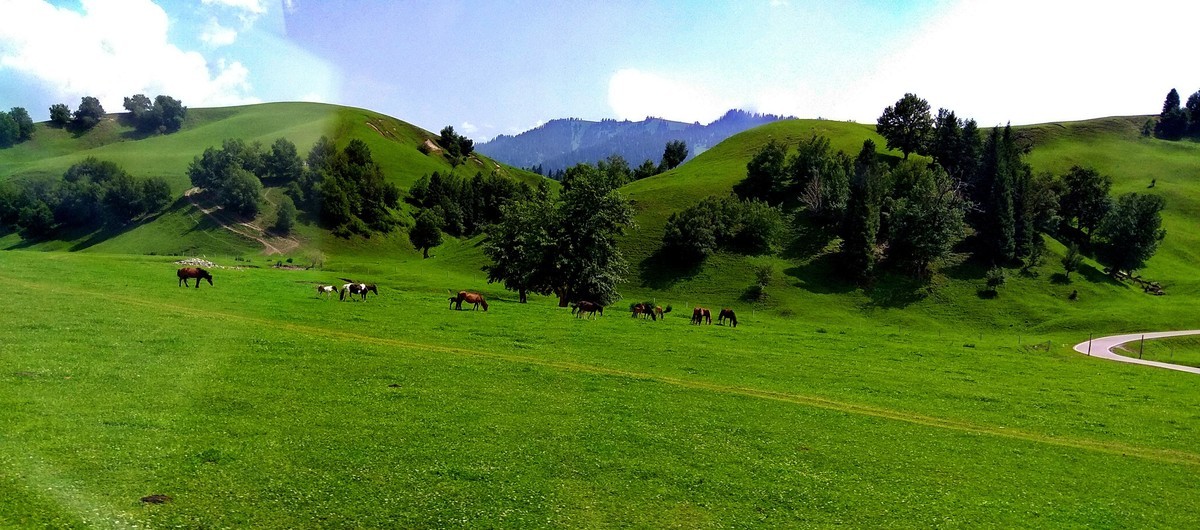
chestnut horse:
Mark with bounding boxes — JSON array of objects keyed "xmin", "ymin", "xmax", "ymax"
[
  {"xmin": 691, "ymin": 307, "xmax": 712, "ymax": 325},
  {"xmin": 717, "ymin": 308, "xmax": 738, "ymax": 327},
  {"xmin": 573, "ymin": 300, "xmax": 603, "ymax": 319},
  {"xmin": 177, "ymin": 267, "xmax": 213, "ymax": 288},
  {"xmin": 450, "ymin": 291, "xmax": 488, "ymax": 311}
]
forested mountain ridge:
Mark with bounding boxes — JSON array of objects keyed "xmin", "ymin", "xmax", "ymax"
[{"xmin": 478, "ymin": 109, "xmax": 791, "ymax": 175}]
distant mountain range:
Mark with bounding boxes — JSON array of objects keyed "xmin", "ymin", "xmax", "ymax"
[{"xmin": 477, "ymin": 109, "xmax": 792, "ymax": 176}]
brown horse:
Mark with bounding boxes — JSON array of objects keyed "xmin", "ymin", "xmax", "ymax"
[
  {"xmin": 654, "ymin": 305, "xmax": 671, "ymax": 320},
  {"xmin": 717, "ymin": 308, "xmax": 738, "ymax": 327},
  {"xmin": 573, "ymin": 300, "xmax": 603, "ymax": 319},
  {"xmin": 177, "ymin": 267, "xmax": 213, "ymax": 288},
  {"xmin": 450, "ymin": 290, "xmax": 488, "ymax": 311},
  {"xmin": 691, "ymin": 307, "xmax": 711, "ymax": 325},
  {"xmin": 631, "ymin": 302, "xmax": 661, "ymax": 321}
]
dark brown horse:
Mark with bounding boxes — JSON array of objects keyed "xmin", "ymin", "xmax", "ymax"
[
  {"xmin": 177, "ymin": 267, "xmax": 213, "ymax": 288},
  {"xmin": 717, "ymin": 308, "xmax": 738, "ymax": 327},
  {"xmin": 691, "ymin": 307, "xmax": 711, "ymax": 325},
  {"xmin": 450, "ymin": 291, "xmax": 488, "ymax": 311},
  {"xmin": 573, "ymin": 300, "xmax": 603, "ymax": 319}
]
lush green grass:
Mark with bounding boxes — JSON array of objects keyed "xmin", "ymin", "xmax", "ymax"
[
  {"xmin": 1116, "ymin": 335, "xmax": 1200, "ymax": 368},
  {"xmin": 2, "ymin": 250, "xmax": 1200, "ymax": 527}
]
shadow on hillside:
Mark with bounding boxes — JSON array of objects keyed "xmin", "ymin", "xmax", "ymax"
[
  {"xmin": 1078, "ymin": 262, "xmax": 1126, "ymax": 287},
  {"xmin": 864, "ymin": 274, "xmax": 929, "ymax": 309},
  {"xmin": 783, "ymin": 253, "xmax": 856, "ymax": 295},
  {"xmin": 638, "ymin": 247, "xmax": 703, "ymax": 289},
  {"xmin": 781, "ymin": 220, "xmax": 835, "ymax": 260},
  {"xmin": 68, "ymin": 199, "xmax": 179, "ymax": 251}
]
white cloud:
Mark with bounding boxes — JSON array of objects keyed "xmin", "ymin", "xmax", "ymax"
[
  {"xmin": 608, "ymin": 68, "xmax": 740, "ymax": 123},
  {"xmin": 460, "ymin": 121, "xmax": 478, "ymax": 134},
  {"xmin": 837, "ymin": 0, "xmax": 1200, "ymax": 125},
  {"xmin": 769, "ymin": 0, "xmax": 789, "ymax": 7},
  {"xmin": 283, "ymin": 0, "xmax": 297, "ymax": 14},
  {"xmin": 200, "ymin": 18, "xmax": 238, "ymax": 47},
  {"xmin": 0, "ymin": 0, "xmax": 257, "ymax": 110},
  {"xmin": 201, "ymin": 0, "xmax": 266, "ymax": 15}
]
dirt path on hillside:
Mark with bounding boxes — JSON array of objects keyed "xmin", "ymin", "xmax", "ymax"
[
  {"xmin": 184, "ymin": 187, "xmax": 300, "ymax": 255},
  {"xmin": 1072, "ymin": 330, "xmax": 1200, "ymax": 375}
]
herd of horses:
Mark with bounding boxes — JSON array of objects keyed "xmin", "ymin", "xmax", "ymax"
[{"xmin": 177, "ymin": 267, "xmax": 738, "ymax": 326}]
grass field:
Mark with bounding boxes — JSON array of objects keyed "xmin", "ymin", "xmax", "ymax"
[{"xmin": 2, "ymin": 250, "xmax": 1200, "ymax": 527}]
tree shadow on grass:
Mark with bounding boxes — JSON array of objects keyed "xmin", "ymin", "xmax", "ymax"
[
  {"xmin": 864, "ymin": 273, "xmax": 929, "ymax": 309},
  {"xmin": 783, "ymin": 252, "xmax": 856, "ymax": 295},
  {"xmin": 781, "ymin": 220, "xmax": 836, "ymax": 260},
  {"xmin": 69, "ymin": 199, "xmax": 180, "ymax": 251},
  {"xmin": 1078, "ymin": 262, "xmax": 1125, "ymax": 287},
  {"xmin": 638, "ymin": 246, "xmax": 703, "ymax": 290}
]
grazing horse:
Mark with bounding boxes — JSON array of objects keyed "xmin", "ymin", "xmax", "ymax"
[
  {"xmin": 340, "ymin": 283, "xmax": 378, "ymax": 301},
  {"xmin": 631, "ymin": 302, "xmax": 659, "ymax": 321},
  {"xmin": 450, "ymin": 290, "xmax": 488, "ymax": 311},
  {"xmin": 654, "ymin": 305, "xmax": 671, "ymax": 320},
  {"xmin": 691, "ymin": 307, "xmax": 712, "ymax": 325},
  {"xmin": 717, "ymin": 308, "xmax": 738, "ymax": 327},
  {"xmin": 177, "ymin": 267, "xmax": 213, "ymax": 288},
  {"xmin": 316, "ymin": 285, "xmax": 339, "ymax": 299},
  {"xmin": 574, "ymin": 300, "xmax": 603, "ymax": 319}
]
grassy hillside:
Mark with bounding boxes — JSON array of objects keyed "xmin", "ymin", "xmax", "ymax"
[{"xmin": 0, "ymin": 102, "xmax": 544, "ymax": 256}]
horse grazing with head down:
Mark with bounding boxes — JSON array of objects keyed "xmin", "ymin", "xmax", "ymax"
[
  {"xmin": 340, "ymin": 283, "xmax": 378, "ymax": 301},
  {"xmin": 691, "ymin": 307, "xmax": 712, "ymax": 325},
  {"xmin": 316, "ymin": 285, "xmax": 339, "ymax": 299},
  {"xmin": 177, "ymin": 267, "xmax": 213, "ymax": 288},
  {"xmin": 717, "ymin": 308, "xmax": 738, "ymax": 327},
  {"xmin": 450, "ymin": 291, "xmax": 488, "ymax": 311},
  {"xmin": 573, "ymin": 300, "xmax": 603, "ymax": 319}
]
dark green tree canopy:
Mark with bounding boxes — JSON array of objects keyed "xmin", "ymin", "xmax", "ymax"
[
  {"xmin": 1095, "ymin": 193, "xmax": 1166, "ymax": 275},
  {"xmin": 1156, "ymin": 88, "xmax": 1188, "ymax": 139},
  {"xmin": 73, "ymin": 96, "xmax": 106, "ymax": 129},
  {"xmin": 660, "ymin": 140, "xmax": 688, "ymax": 171},
  {"xmin": 49, "ymin": 103, "xmax": 71, "ymax": 127},
  {"xmin": 0, "ymin": 113, "xmax": 18, "ymax": 148},
  {"xmin": 876, "ymin": 93, "xmax": 933, "ymax": 160},
  {"xmin": 409, "ymin": 208, "xmax": 444, "ymax": 258},
  {"xmin": 1059, "ymin": 165, "xmax": 1112, "ymax": 238},
  {"xmin": 734, "ymin": 137, "xmax": 788, "ymax": 204},
  {"xmin": 8, "ymin": 107, "xmax": 35, "ymax": 142}
]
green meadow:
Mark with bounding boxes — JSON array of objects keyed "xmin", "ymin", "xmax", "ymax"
[{"xmin": 4, "ymin": 104, "xmax": 1200, "ymax": 527}]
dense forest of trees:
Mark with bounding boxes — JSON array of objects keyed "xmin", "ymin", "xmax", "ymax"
[
  {"xmin": 661, "ymin": 93, "xmax": 1167, "ymax": 283},
  {"xmin": 0, "ymin": 158, "xmax": 171, "ymax": 238},
  {"xmin": 1154, "ymin": 87, "xmax": 1200, "ymax": 139},
  {"xmin": 122, "ymin": 94, "xmax": 187, "ymax": 134},
  {"xmin": 406, "ymin": 169, "xmax": 533, "ymax": 244},
  {"xmin": 0, "ymin": 107, "xmax": 35, "ymax": 148}
]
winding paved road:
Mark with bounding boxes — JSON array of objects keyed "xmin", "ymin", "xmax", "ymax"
[{"xmin": 1073, "ymin": 330, "xmax": 1200, "ymax": 375}]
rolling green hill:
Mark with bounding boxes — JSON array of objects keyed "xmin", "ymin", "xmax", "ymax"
[{"xmin": 0, "ymin": 102, "xmax": 544, "ymax": 256}]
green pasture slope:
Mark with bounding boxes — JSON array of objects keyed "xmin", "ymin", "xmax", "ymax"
[
  {"xmin": 3, "ymin": 251, "xmax": 1200, "ymax": 528},
  {"xmin": 4, "ymin": 111, "xmax": 1200, "ymax": 526},
  {"xmin": 0, "ymin": 102, "xmax": 542, "ymax": 256}
]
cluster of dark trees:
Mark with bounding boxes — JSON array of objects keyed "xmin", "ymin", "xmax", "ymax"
[
  {"xmin": 662, "ymin": 195, "xmax": 785, "ymax": 261},
  {"xmin": 1154, "ymin": 88, "xmax": 1200, "ymax": 139},
  {"xmin": 0, "ymin": 158, "xmax": 171, "ymax": 238},
  {"xmin": 433, "ymin": 126, "xmax": 475, "ymax": 167},
  {"xmin": 49, "ymin": 97, "xmax": 107, "ymax": 130},
  {"xmin": 188, "ymin": 137, "xmax": 400, "ymax": 237},
  {"xmin": 700, "ymin": 93, "xmax": 1167, "ymax": 282},
  {"xmin": 406, "ymin": 170, "xmax": 532, "ymax": 246},
  {"xmin": 0, "ymin": 107, "xmax": 35, "ymax": 147},
  {"xmin": 122, "ymin": 94, "xmax": 187, "ymax": 134},
  {"xmin": 482, "ymin": 163, "xmax": 634, "ymax": 305}
]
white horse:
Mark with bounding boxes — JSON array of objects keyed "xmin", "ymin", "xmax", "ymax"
[{"xmin": 316, "ymin": 285, "xmax": 339, "ymax": 299}]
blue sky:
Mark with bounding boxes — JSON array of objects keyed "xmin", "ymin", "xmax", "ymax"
[{"xmin": 3, "ymin": 1, "xmax": 1200, "ymax": 141}]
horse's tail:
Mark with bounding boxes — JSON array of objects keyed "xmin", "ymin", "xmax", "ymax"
[{"xmin": 339, "ymin": 288, "xmax": 346, "ymax": 301}]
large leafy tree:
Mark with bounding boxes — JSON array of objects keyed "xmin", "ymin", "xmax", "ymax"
[
  {"xmin": 0, "ymin": 112, "xmax": 17, "ymax": 147},
  {"xmin": 733, "ymin": 138, "xmax": 788, "ymax": 204},
  {"xmin": 49, "ymin": 103, "xmax": 71, "ymax": 127},
  {"xmin": 8, "ymin": 107, "xmax": 34, "ymax": 141},
  {"xmin": 876, "ymin": 93, "xmax": 933, "ymax": 160},
  {"xmin": 409, "ymin": 208, "xmax": 444, "ymax": 259},
  {"xmin": 482, "ymin": 183, "xmax": 557, "ymax": 303},
  {"xmin": 1059, "ymin": 166, "xmax": 1112, "ymax": 239},
  {"xmin": 1094, "ymin": 193, "xmax": 1166, "ymax": 276},
  {"xmin": 483, "ymin": 165, "xmax": 634, "ymax": 306},
  {"xmin": 73, "ymin": 96, "xmax": 106, "ymax": 129},
  {"xmin": 885, "ymin": 161, "xmax": 966, "ymax": 277},
  {"xmin": 660, "ymin": 140, "xmax": 688, "ymax": 171},
  {"xmin": 264, "ymin": 138, "xmax": 303, "ymax": 182}
]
